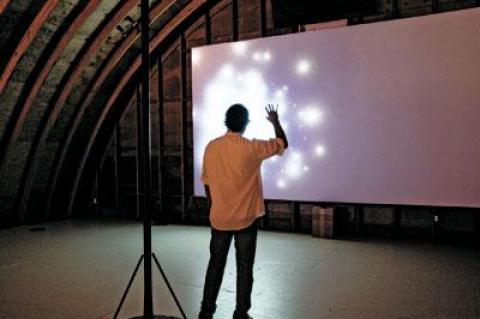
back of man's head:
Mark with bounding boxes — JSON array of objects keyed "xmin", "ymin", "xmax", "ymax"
[{"xmin": 225, "ymin": 104, "xmax": 249, "ymax": 133}]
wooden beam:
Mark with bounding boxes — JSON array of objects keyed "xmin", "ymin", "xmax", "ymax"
[
  {"xmin": 85, "ymin": 81, "xmax": 136, "ymax": 215},
  {"xmin": 293, "ymin": 201, "xmax": 301, "ymax": 232},
  {"xmin": 156, "ymin": 57, "xmax": 165, "ymax": 222},
  {"xmin": 205, "ymin": 9, "xmax": 211, "ymax": 45},
  {"xmin": 391, "ymin": 206, "xmax": 402, "ymax": 239},
  {"xmin": 64, "ymin": 0, "xmax": 213, "ymax": 217},
  {"xmin": 355, "ymin": 204, "xmax": 364, "ymax": 235},
  {"xmin": 0, "ymin": 0, "xmax": 60, "ymax": 93},
  {"xmin": 41, "ymin": 0, "xmax": 177, "ymax": 219},
  {"xmin": 475, "ymin": 213, "xmax": 480, "ymax": 243},
  {"xmin": 135, "ymin": 80, "xmax": 142, "ymax": 219},
  {"xmin": 0, "ymin": 0, "xmax": 101, "ymax": 172},
  {"xmin": 0, "ymin": 1, "xmax": 11, "ymax": 14},
  {"xmin": 180, "ymin": 32, "xmax": 188, "ymax": 219},
  {"xmin": 114, "ymin": 125, "xmax": 122, "ymax": 216},
  {"xmin": 260, "ymin": 0, "xmax": 267, "ymax": 37},
  {"xmin": 431, "ymin": 211, "xmax": 441, "ymax": 242},
  {"xmin": 392, "ymin": 0, "xmax": 400, "ymax": 19},
  {"xmin": 232, "ymin": 0, "xmax": 238, "ymax": 41}
]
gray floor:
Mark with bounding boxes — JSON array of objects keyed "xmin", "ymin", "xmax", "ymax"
[{"xmin": 0, "ymin": 219, "xmax": 479, "ymax": 319}]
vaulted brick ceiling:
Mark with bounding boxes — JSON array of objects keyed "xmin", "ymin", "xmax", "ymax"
[{"xmin": 0, "ymin": 0, "xmax": 214, "ymax": 226}]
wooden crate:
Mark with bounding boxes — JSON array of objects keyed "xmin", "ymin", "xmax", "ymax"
[{"xmin": 312, "ymin": 206, "xmax": 334, "ymax": 238}]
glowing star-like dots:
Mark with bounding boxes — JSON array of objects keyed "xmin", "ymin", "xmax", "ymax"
[
  {"xmin": 275, "ymin": 89, "xmax": 284, "ymax": 98},
  {"xmin": 253, "ymin": 51, "xmax": 272, "ymax": 62},
  {"xmin": 285, "ymin": 152, "xmax": 304, "ymax": 179},
  {"xmin": 274, "ymin": 85, "xmax": 288, "ymax": 99},
  {"xmin": 277, "ymin": 179, "xmax": 286, "ymax": 188},
  {"xmin": 315, "ymin": 144, "xmax": 326, "ymax": 157},
  {"xmin": 219, "ymin": 64, "xmax": 234, "ymax": 78},
  {"xmin": 296, "ymin": 59, "xmax": 311, "ymax": 74},
  {"xmin": 232, "ymin": 41, "xmax": 248, "ymax": 55},
  {"xmin": 192, "ymin": 49, "xmax": 201, "ymax": 66},
  {"xmin": 298, "ymin": 106, "xmax": 323, "ymax": 126}
]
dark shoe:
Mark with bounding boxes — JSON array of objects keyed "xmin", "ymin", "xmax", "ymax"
[
  {"xmin": 198, "ymin": 312, "xmax": 213, "ymax": 319},
  {"xmin": 233, "ymin": 310, "xmax": 252, "ymax": 319},
  {"xmin": 199, "ymin": 302, "xmax": 216, "ymax": 319}
]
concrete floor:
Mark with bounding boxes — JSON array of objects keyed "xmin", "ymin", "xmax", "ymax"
[{"xmin": 0, "ymin": 219, "xmax": 479, "ymax": 319}]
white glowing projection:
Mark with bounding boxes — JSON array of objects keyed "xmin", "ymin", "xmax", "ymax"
[
  {"xmin": 232, "ymin": 41, "xmax": 248, "ymax": 55},
  {"xmin": 298, "ymin": 106, "xmax": 323, "ymax": 126},
  {"xmin": 296, "ymin": 60, "xmax": 311, "ymax": 74},
  {"xmin": 193, "ymin": 8, "xmax": 480, "ymax": 207}
]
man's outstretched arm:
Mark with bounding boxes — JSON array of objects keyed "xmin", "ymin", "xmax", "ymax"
[{"xmin": 266, "ymin": 104, "xmax": 288, "ymax": 149}]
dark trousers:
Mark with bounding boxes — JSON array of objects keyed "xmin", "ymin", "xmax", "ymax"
[{"xmin": 199, "ymin": 221, "xmax": 258, "ymax": 319}]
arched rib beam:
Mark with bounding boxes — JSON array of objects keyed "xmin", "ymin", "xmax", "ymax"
[
  {"xmin": 16, "ymin": 0, "xmax": 174, "ymax": 222},
  {"xmin": 0, "ymin": 0, "xmax": 60, "ymax": 93},
  {"xmin": 0, "ymin": 1, "xmax": 11, "ymax": 14},
  {"xmin": 64, "ymin": 0, "xmax": 212, "ymax": 217},
  {"xmin": 0, "ymin": 0, "xmax": 102, "ymax": 175}
]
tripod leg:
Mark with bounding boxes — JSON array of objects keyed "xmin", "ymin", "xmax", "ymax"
[
  {"xmin": 113, "ymin": 255, "xmax": 145, "ymax": 319},
  {"xmin": 152, "ymin": 253, "xmax": 188, "ymax": 319}
]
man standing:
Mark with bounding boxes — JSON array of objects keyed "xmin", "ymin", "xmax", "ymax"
[{"xmin": 199, "ymin": 103, "xmax": 288, "ymax": 319}]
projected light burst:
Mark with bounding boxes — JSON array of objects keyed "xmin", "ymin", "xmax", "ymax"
[
  {"xmin": 193, "ymin": 46, "xmax": 327, "ymax": 193},
  {"xmin": 296, "ymin": 59, "xmax": 311, "ymax": 74}
]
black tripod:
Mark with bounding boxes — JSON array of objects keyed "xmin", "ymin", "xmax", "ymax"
[
  {"xmin": 113, "ymin": 1, "xmax": 186, "ymax": 318},
  {"xmin": 113, "ymin": 253, "xmax": 187, "ymax": 319}
]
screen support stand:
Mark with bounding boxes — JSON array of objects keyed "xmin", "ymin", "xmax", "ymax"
[{"xmin": 113, "ymin": 1, "xmax": 185, "ymax": 318}]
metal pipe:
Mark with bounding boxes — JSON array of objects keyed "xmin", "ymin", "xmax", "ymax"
[
  {"xmin": 180, "ymin": 32, "xmax": 188, "ymax": 220},
  {"xmin": 140, "ymin": 0, "xmax": 153, "ymax": 316}
]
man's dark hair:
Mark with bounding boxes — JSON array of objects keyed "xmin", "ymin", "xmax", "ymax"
[{"xmin": 225, "ymin": 103, "xmax": 249, "ymax": 133}]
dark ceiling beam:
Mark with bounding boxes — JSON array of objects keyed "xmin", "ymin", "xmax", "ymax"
[
  {"xmin": 0, "ymin": 0, "xmax": 60, "ymax": 93},
  {"xmin": 65, "ymin": 0, "xmax": 213, "ymax": 217},
  {"xmin": 79, "ymin": 77, "xmax": 138, "ymax": 216},
  {"xmin": 0, "ymin": 1, "xmax": 11, "ymax": 14},
  {"xmin": 18, "ymin": 0, "xmax": 175, "ymax": 223},
  {"xmin": 0, "ymin": 0, "xmax": 102, "ymax": 186}
]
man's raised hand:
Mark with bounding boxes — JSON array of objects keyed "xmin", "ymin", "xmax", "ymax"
[{"xmin": 265, "ymin": 104, "xmax": 279, "ymax": 124}]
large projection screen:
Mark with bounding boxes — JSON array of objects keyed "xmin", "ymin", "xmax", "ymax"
[{"xmin": 192, "ymin": 8, "xmax": 480, "ymax": 208}]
